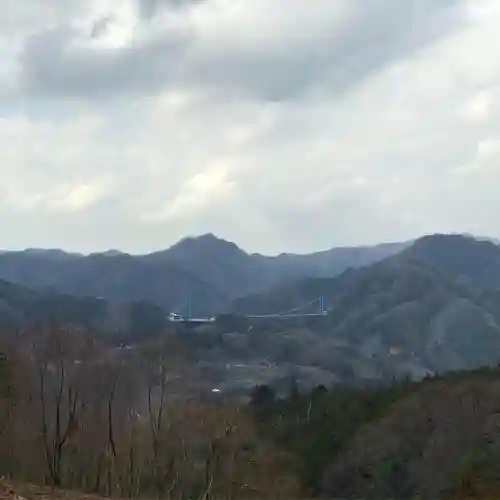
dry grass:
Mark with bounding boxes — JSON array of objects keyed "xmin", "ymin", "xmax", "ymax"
[
  {"xmin": 0, "ymin": 481, "xmax": 309, "ymax": 500},
  {"xmin": 0, "ymin": 481, "xmax": 110, "ymax": 500}
]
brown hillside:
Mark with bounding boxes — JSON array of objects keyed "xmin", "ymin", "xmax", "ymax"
[
  {"xmin": 0, "ymin": 481, "xmax": 110, "ymax": 500},
  {"xmin": 323, "ymin": 375, "xmax": 500, "ymax": 499}
]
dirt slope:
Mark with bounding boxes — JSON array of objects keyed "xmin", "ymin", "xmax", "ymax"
[{"xmin": 0, "ymin": 481, "xmax": 109, "ymax": 500}]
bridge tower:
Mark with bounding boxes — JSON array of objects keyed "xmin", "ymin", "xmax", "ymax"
[{"xmin": 319, "ymin": 294, "xmax": 325, "ymax": 314}]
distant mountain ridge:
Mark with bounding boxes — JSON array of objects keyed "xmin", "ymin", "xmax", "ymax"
[
  {"xmin": 230, "ymin": 233, "xmax": 500, "ymax": 374},
  {"xmin": 0, "ymin": 278, "xmax": 167, "ymax": 341},
  {"xmin": 397, "ymin": 233, "xmax": 500, "ymax": 290},
  {"xmin": 0, "ymin": 234, "xmax": 407, "ymax": 313}
]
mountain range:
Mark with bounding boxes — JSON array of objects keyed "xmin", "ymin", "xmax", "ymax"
[
  {"xmin": 0, "ymin": 234, "xmax": 406, "ymax": 314},
  {"xmin": 232, "ymin": 234, "xmax": 500, "ymax": 373},
  {"xmin": 2, "ymin": 232, "xmax": 500, "ymax": 388}
]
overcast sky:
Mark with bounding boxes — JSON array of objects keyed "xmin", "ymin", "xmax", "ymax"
[{"xmin": 1, "ymin": 0, "xmax": 499, "ymax": 254}]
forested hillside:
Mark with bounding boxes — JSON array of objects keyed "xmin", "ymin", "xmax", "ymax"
[
  {"xmin": 251, "ymin": 367, "xmax": 500, "ymax": 498},
  {"xmin": 0, "ymin": 279, "xmax": 166, "ymax": 342},
  {"xmin": 230, "ymin": 234, "xmax": 500, "ymax": 375},
  {"xmin": 2, "ymin": 331, "xmax": 500, "ymax": 499}
]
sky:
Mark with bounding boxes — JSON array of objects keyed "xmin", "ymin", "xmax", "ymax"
[{"xmin": 1, "ymin": 0, "xmax": 500, "ymax": 255}]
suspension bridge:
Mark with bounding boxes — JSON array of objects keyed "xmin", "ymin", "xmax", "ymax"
[{"xmin": 167, "ymin": 295, "xmax": 328, "ymax": 323}]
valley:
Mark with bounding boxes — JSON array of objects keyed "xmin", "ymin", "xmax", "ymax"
[{"xmin": 0, "ymin": 233, "xmax": 500, "ymax": 395}]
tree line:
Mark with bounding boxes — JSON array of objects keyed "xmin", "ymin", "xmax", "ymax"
[
  {"xmin": 0, "ymin": 328, "xmax": 298, "ymax": 500},
  {"xmin": 3, "ymin": 326, "xmax": 499, "ymax": 499}
]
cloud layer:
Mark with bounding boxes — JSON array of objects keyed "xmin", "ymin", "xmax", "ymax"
[{"xmin": 1, "ymin": 0, "xmax": 500, "ymax": 253}]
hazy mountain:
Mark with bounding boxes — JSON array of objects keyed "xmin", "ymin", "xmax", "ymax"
[
  {"xmin": 230, "ymin": 234, "xmax": 500, "ymax": 374},
  {"xmin": 258, "ymin": 241, "xmax": 408, "ymax": 279},
  {"xmin": 0, "ymin": 234, "xmax": 407, "ymax": 313},
  {"xmin": 0, "ymin": 232, "xmax": 500, "ymax": 389},
  {"xmin": 0, "ymin": 278, "xmax": 167, "ymax": 342},
  {"xmin": 397, "ymin": 233, "xmax": 500, "ymax": 290}
]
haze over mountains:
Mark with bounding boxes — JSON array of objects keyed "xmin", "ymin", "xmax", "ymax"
[
  {"xmin": 233, "ymin": 234, "xmax": 500, "ymax": 374},
  {"xmin": 0, "ymin": 234, "xmax": 407, "ymax": 313},
  {"xmin": 2, "ymin": 232, "xmax": 500, "ymax": 389}
]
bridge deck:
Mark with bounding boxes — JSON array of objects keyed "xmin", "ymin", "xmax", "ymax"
[
  {"xmin": 169, "ymin": 295, "xmax": 327, "ymax": 323},
  {"xmin": 246, "ymin": 312, "xmax": 327, "ymax": 319}
]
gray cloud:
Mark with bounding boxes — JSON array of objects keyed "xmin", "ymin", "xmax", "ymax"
[
  {"xmin": 2, "ymin": 0, "xmax": 500, "ymax": 254},
  {"xmin": 181, "ymin": 0, "xmax": 466, "ymax": 101},
  {"xmin": 90, "ymin": 17, "xmax": 113, "ymax": 39},
  {"xmin": 137, "ymin": 0, "xmax": 205, "ymax": 19},
  {"xmin": 20, "ymin": 26, "xmax": 191, "ymax": 99},
  {"xmin": 17, "ymin": 0, "xmax": 466, "ymax": 101}
]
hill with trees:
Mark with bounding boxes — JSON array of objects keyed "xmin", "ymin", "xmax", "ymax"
[
  {"xmin": 0, "ymin": 279, "xmax": 167, "ymax": 343},
  {"xmin": 248, "ymin": 366, "xmax": 500, "ymax": 498},
  {"xmin": 230, "ymin": 234, "xmax": 500, "ymax": 376},
  {"xmin": 2, "ymin": 331, "xmax": 500, "ymax": 499}
]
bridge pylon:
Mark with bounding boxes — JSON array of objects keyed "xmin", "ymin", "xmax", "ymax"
[{"xmin": 319, "ymin": 295, "xmax": 325, "ymax": 314}]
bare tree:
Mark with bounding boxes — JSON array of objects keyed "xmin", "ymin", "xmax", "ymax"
[
  {"xmin": 33, "ymin": 328, "xmax": 90, "ymax": 487},
  {"xmin": 146, "ymin": 347, "xmax": 169, "ymax": 498},
  {"xmin": 0, "ymin": 351, "xmax": 18, "ymax": 439}
]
